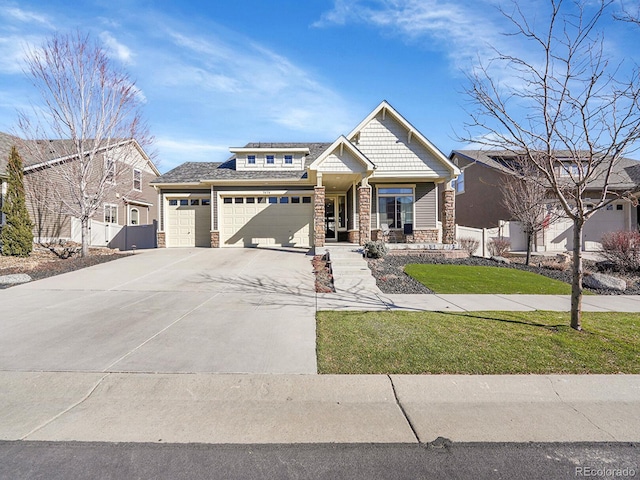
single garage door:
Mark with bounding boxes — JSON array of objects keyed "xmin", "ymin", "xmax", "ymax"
[
  {"xmin": 221, "ymin": 194, "xmax": 313, "ymax": 247},
  {"xmin": 167, "ymin": 198, "xmax": 211, "ymax": 247},
  {"xmin": 583, "ymin": 202, "xmax": 626, "ymax": 250}
]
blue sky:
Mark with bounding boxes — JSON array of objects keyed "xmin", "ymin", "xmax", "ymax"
[{"xmin": 0, "ymin": 0, "xmax": 638, "ymax": 172}]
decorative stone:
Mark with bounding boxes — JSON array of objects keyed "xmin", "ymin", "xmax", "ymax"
[
  {"xmin": 556, "ymin": 253, "xmax": 571, "ymax": 264},
  {"xmin": 314, "ymin": 186, "xmax": 326, "ymax": 248},
  {"xmin": 358, "ymin": 185, "xmax": 371, "ymax": 246},
  {"xmin": 441, "ymin": 188, "xmax": 455, "ymax": 244},
  {"xmin": 210, "ymin": 231, "xmax": 220, "ymax": 248},
  {"xmin": 491, "ymin": 256, "xmax": 511, "ymax": 264},
  {"xmin": 157, "ymin": 231, "xmax": 166, "ymax": 248},
  {"xmin": 0, "ymin": 273, "xmax": 32, "ymax": 285},
  {"xmin": 583, "ymin": 272, "xmax": 626, "ymax": 291}
]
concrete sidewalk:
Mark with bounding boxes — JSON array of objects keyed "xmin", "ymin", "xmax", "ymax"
[
  {"xmin": 317, "ymin": 292, "xmax": 640, "ymax": 312},
  {"xmin": 2, "ymin": 372, "xmax": 638, "ymax": 444}
]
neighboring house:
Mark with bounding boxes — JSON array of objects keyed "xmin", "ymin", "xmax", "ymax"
[
  {"xmin": 152, "ymin": 101, "xmax": 460, "ymax": 249},
  {"xmin": 0, "ymin": 131, "xmax": 160, "ymax": 245},
  {"xmin": 450, "ymin": 149, "xmax": 640, "ymax": 251}
]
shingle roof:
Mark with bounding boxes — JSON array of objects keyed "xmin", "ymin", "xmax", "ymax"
[
  {"xmin": 452, "ymin": 149, "xmax": 640, "ymax": 190},
  {"xmin": 153, "ymin": 142, "xmax": 332, "ymax": 184},
  {"xmin": 0, "ymin": 132, "xmax": 20, "ymax": 176}
]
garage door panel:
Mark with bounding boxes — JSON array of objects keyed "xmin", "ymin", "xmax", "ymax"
[
  {"xmin": 167, "ymin": 200, "xmax": 211, "ymax": 248},
  {"xmin": 220, "ymin": 195, "xmax": 313, "ymax": 247}
]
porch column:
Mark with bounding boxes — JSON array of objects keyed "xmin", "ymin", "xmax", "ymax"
[
  {"xmin": 441, "ymin": 186, "xmax": 456, "ymax": 244},
  {"xmin": 358, "ymin": 184, "xmax": 371, "ymax": 245},
  {"xmin": 314, "ymin": 186, "xmax": 326, "ymax": 247}
]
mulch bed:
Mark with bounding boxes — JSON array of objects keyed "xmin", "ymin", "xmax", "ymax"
[
  {"xmin": 367, "ymin": 251, "xmax": 640, "ymax": 295},
  {"xmin": 0, "ymin": 246, "xmax": 131, "ymax": 288},
  {"xmin": 312, "ymin": 254, "xmax": 335, "ymax": 293}
]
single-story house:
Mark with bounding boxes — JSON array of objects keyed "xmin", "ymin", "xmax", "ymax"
[
  {"xmin": 450, "ymin": 149, "xmax": 640, "ymax": 251},
  {"xmin": 0, "ymin": 131, "xmax": 160, "ymax": 245},
  {"xmin": 151, "ymin": 101, "xmax": 460, "ymax": 249}
]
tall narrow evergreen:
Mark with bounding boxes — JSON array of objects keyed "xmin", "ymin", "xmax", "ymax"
[{"xmin": 1, "ymin": 146, "xmax": 33, "ymax": 256}]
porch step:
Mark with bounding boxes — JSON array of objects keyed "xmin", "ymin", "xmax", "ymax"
[{"xmin": 323, "ymin": 246, "xmax": 381, "ymax": 295}]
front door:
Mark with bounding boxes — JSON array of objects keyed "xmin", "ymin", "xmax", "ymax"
[{"xmin": 325, "ymin": 197, "xmax": 336, "ymax": 240}]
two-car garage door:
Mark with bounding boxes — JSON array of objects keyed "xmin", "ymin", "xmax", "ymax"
[
  {"xmin": 166, "ymin": 193, "xmax": 314, "ymax": 248},
  {"xmin": 221, "ymin": 194, "xmax": 313, "ymax": 247}
]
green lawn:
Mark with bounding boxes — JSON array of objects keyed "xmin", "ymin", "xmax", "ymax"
[
  {"xmin": 404, "ymin": 264, "xmax": 573, "ymax": 294},
  {"xmin": 317, "ymin": 311, "xmax": 640, "ymax": 374}
]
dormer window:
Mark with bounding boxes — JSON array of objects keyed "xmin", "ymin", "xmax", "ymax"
[
  {"xmin": 284, "ymin": 155, "xmax": 293, "ymax": 165},
  {"xmin": 247, "ymin": 155, "xmax": 256, "ymax": 165},
  {"xmin": 266, "ymin": 155, "xmax": 275, "ymax": 165}
]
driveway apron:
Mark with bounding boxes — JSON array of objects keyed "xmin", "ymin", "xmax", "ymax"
[{"xmin": 0, "ymin": 248, "xmax": 317, "ymax": 374}]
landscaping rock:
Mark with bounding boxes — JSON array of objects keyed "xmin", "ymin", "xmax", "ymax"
[
  {"xmin": 491, "ymin": 256, "xmax": 511, "ymax": 264},
  {"xmin": 583, "ymin": 272, "xmax": 627, "ymax": 292},
  {"xmin": 0, "ymin": 273, "xmax": 32, "ymax": 285},
  {"xmin": 556, "ymin": 253, "xmax": 571, "ymax": 264}
]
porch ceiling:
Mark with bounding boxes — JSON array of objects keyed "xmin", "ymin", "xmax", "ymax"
[{"xmin": 320, "ymin": 172, "xmax": 362, "ymax": 191}]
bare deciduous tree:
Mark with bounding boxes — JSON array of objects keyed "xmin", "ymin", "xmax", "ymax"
[
  {"xmin": 501, "ymin": 161, "xmax": 560, "ymax": 266},
  {"xmin": 17, "ymin": 31, "xmax": 152, "ymax": 257},
  {"xmin": 462, "ymin": 0, "xmax": 640, "ymax": 330}
]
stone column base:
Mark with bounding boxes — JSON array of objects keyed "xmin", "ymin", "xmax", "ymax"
[
  {"xmin": 157, "ymin": 231, "xmax": 166, "ymax": 248},
  {"xmin": 347, "ymin": 230, "xmax": 360, "ymax": 244},
  {"xmin": 210, "ymin": 231, "xmax": 220, "ymax": 248}
]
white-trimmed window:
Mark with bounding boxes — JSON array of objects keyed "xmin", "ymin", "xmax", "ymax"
[
  {"xmin": 377, "ymin": 187, "xmax": 414, "ymax": 230},
  {"xmin": 453, "ymin": 171, "xmax": 465, "ymax": 194},
  {"xmin": 284, "ymin": 155, "xmax": 293, "ymax": 165},
  {"xmin": 104, "ymin": 204, "xmax": 118, "ymax": 224},
  {"xmin": 133, "ymin": 169, "xmax": 142, "ymax": 191},
  {"xmin": 266, "ymin": 155, "xmax": 275, "ymax": 165},
  {"xmin": 130, "ymin": 208, "xmax": 139, "ymax": 225},
  {"xmin": 247, "ymin": 155, "xmax": 256, "ymax": 165}
]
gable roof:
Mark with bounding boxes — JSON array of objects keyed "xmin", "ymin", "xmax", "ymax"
[
  {"xmin": 309, "ymin": 136, "xmax": 375, "ymax": 172},
  {"xmin": 347, "ymin": 100, "xmax": 460, "ymax": 176},
  {"xmin": 452, "ymin": 149, "xmax": 640, "ymax": 190}
]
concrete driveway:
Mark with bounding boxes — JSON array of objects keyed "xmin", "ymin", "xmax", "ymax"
[{"xmin": 0, "ymin": 248, "xmax": 317, "ymax": 374}]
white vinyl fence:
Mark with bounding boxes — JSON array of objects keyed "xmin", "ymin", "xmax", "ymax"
[
  {"xmin": 456, "ymin": 222, "xmax": 528, "ymax": 257},
  {"xmin": 71, "ymin": 218, "xmax": 157, "ymax": 250}
]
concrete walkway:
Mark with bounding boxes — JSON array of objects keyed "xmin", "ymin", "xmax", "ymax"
[{"xmin": 2, "ymin": 372, "xmax": 638, "ymax": 443}]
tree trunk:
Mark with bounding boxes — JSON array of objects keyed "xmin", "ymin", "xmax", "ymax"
[
  {"xmin": 525, "ymin": 230, "xmax": 533, "ymax": 266},
  {"xmin": 570, "ymin": 219, "xmax": 584, "ymax": 331},
  {"xmin": 81, "ymin": 218, "xmax": 89, "ymax": 258}
]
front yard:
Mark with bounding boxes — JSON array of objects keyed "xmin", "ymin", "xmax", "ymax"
[
  {"xmin": 0, "ymin": 245, "xmax": 129, "ymax": 287},
  {"xmin": 317, "ymin": 311, "xmax": 640, "ymax": 374},
  {"xmin": 404, "ymin": 263, "xmax": 572, "ymax": 294}
]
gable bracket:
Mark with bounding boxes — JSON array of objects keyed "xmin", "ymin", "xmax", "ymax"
[
  {"xmin": 408, "ymin": 130, "xmax": 413, "ymax": 144},
  {"xmin": 382, "ymin": 107, "xmax": 386, "ymax": 121}
]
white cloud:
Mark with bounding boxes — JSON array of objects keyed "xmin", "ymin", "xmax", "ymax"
[
  {"xmin": 100, "ymin": 31, "xmax": 134, "ymax": 64},
  {"xmin": 2, "ymin": 6, "xmax": 52, "ymax": 27},
  {"xmin": 314, "ymin": 0, "xmax": 510, "ymax": 71},
  {"xmin": 154, "ymin": 137, "xmax": 231, "ymax": 171},
  {"xmin": 156, "ymin": 27, "xmax": 355, "ymax": 135}
]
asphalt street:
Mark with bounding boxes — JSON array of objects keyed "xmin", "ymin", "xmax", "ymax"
[{"xmin": 0, "ymin": 441, "xmax": 637, "ymax": 480}]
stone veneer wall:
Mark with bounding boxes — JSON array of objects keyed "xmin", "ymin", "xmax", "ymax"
[
  {"xmin": 441, "ymin": 188, "xmax": 455, "ymax": 244},
  {"xmin": 314, "ymin": 186, "xmax": 326, "ymax": 248},
  {"xmin": 157, "ymin": 231, "xmax": 166, "ymax": 248},
  {"xmin": 347, "ymin": 230, "xmax": 359, "ymax": 244},
  {"xmin": 210, "ymin": 231, "xmax": 220, "ymax": 248},
  {"xmin": 358, "ymin": 186, "xmax": 371, "ymax": 245},
  {"xmin": 371, "ymin": 228, "xmax": 439, "ymax": 243}
]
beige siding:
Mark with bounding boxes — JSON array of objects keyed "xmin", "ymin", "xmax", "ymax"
[
  {"xmin": 317, "ymin": 150, "xmax": 366, "ymax": 173},
  {"xmin": 356, "ymin": 114, "xmax": 450, "ymax": 177},
  {"xmin": 415, "ymin": 182, "xmax": 437, "ymax": 228},
  {"xmin": 23, "ymin": 143, "xmax": 159, "ymax": 242}
]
